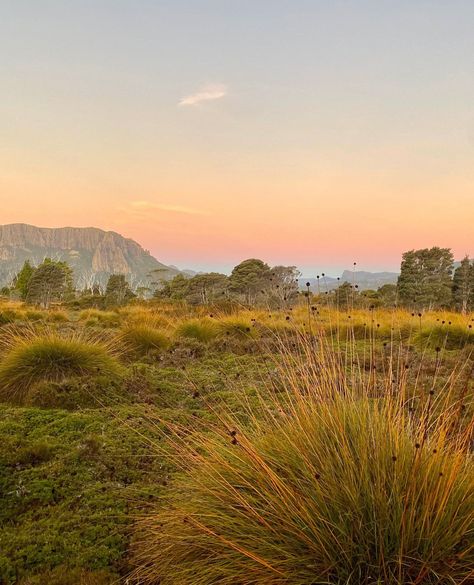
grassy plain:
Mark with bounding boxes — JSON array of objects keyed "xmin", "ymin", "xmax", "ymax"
[{"xmin": 0, "ymin": 299, "xmax": 472, "ymax": 584}]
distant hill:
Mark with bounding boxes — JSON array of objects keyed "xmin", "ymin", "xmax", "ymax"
[
  {"xmin": 0, "ymin": 224, "xmax": 180, "ymax": 289},
  {"xmin": 301, "ymin": 270, "xmax": 399, "ymax": 292}
]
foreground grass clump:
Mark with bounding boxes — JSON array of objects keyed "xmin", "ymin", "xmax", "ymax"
[
  {"xmin": 0, "ymin": 334, "xmax": 122, "ymax": 405},
  {"xmin": 134, "ymin": 393, "xmax": 473, "ymax": 584},
  {"xmin": 121, "ymin": 325, "xmax": 170, "ymax": 357}
]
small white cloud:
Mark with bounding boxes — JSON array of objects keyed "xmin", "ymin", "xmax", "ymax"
[
  {"xmin": 178, "ymin": 83, "xmax": 227, "ymax": 107},
  {"xmin": 129, "ymin": 200, "xmax": 208, "ymax": 216}
]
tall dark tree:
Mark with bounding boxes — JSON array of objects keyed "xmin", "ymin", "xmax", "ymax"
[
  {"xmin": 452, "ymin": 256, "xmax": 474, "ymax": 314},
  {"xmin": 13, "ymin": 260, "xmax": 35, "ymax": 300},
  {"xmin": 397, "ymin": 247, "xmax": 454, "ymax": 309},
  {"xmin": 229, "ymin": 259, "xmax": 271, "ymax": 305},
  {"xmin": 334, "ymin": 281, "xmax": 354, "ymax": 309},
  {"xmin": 105, "ymin": 274, "xmax": 135, "ymax": 306},
  {"xmin": 186, "ymin": 273, "xmax": 229, "ymax": 305},
  {"xmin": 154, "ymin": 274, "xmax": 191, "ymax": 301},
  {"xmin": 26, "ymin": 259, "xmax": 73, "ymax": 308},
  {"xmin": 376, "ymin": 284, "xmax": 398, "ymax": 306}
]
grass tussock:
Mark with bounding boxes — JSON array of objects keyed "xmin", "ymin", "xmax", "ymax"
[
  {"xmin": 414, "ymin": 324, "xmax": 474, "ymax": 350},
  {"xmin": 79, "ymin": 309, "xmax": 121, "ymax": 327},
  {"xmin": 217, "ymin": 316, "xmax": 258, "ymax": 339},
  {"xmin": 175, "ymin": 318, "xmax": 220, "ymax": 342},
  {"xmin": 133, "ymin": 332, "xmax": 474, "ymax": 585},
  {"xmin": 0, "ymin": 331, "xmax": 122, "ymax": 405},
  {"xmin": 120, "ymin": 325, "xmax": 171, "ymax": 356}
]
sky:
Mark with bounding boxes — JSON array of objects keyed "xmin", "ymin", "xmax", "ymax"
[{"xmin": 1, "ymin": 0, "xmax": 473, "ymax": 276}]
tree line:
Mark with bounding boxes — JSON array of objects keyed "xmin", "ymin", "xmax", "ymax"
[
  {"xmin": 1, "ymin": 258, "xmax": 136, "ymax": 309},
  {"xmin": 1, "ymin": 248, "xmax": 473, "ymax": 312}
]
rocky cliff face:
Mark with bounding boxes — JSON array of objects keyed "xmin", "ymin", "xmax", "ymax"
[{"xmin": 0, "ymin": 224, "xmax": 178, "ymax": 289}]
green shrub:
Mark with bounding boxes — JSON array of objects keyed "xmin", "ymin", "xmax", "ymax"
[
  {"xmin": 0, "ymin": 335, "xmax": 122, "ymax": 405},
  {"xmin": 134, "ymin": 397, "xmax": 473, "ymax": 585},
  {"xmin": 121, "ymin": 325, "xmax": 170, "ymax": 357},
  {"xmin": 175, "ymin": 318, "xmax": 219, "ymax": 343}
]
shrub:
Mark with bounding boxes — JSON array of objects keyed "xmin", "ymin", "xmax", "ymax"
[
  {"xmin": 175, "ymin": 318, "xmax": 219, "ymax": 343},
  {"xmin": 134, "ymin": 383, "xmax": 473, "ymax": 584},
  {"xmin": 0, "ymin": 334, "xmax": 122, "ymax": 405},
  {"xmin": 120, "ymin": 325, "xmax": 170, "ymax": 357}
]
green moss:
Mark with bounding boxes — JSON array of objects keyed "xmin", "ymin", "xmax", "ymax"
[{"xmin": 0, "ymin": 406, "xmax": 168, "ymax": 584}]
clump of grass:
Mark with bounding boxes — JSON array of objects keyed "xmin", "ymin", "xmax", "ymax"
[
  {"xmin": 120, "ymin": 306, "xmax": 172, "ymax": 330},
  {"xmin": 0, "ymin": 308, "xmax": 20, "ymax": 325},
  {"xmin": 217, "ymin": 317, "xmax": 258, "ymax": 339},
  {"xmin": 79, "ymin": 309, "xmax": 120, "ymax": 327},
  {"xmin": 175, "ymin": 318, "xmax": 219, "ymax": 343},
  {"xmin": 133, "ymin": 331, "xmax": 473, "ymax": 585},
  {"xmin": 0, "ymin": 332, "xmax": 122, "ymax": 405},
  {"xmin": 414, "ymin": 323, "xmax": 474, "ymax": 350},
  {"xmin": 135, "ymin": 396, "xmax": 473, "ymax": 585},
  {"xmin": 47, "ymin": 310, "xmax": 69, "ymax": 323},
  {"xmin": 121, "ymin": 325, "xmax": 170, "ymax": 357},
  {"xmin": 24, "ymin": 309, "xmax": 45, "ymax": 321}
]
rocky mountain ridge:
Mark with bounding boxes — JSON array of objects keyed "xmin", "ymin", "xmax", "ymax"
[{"xmin": 0, "ymin": 224, "xmax": 178, "ymax": 289}]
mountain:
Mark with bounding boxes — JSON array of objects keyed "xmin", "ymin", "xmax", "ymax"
[
  {"xmin": 301, "ymin": 270, "xmax": 399, "ymax": 292},
  {"xmin": 0, "ymin": 224, "xmax": 179, "ymax": 289}
]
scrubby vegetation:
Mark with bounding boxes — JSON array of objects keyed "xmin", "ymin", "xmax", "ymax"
[{"xmin": 0, "ymin": 295, "xmax": 472, "ymax": 584}]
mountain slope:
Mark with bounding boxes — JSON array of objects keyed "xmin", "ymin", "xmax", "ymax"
[{"xmin": 0, "ymin": 224, "xmax": 178, "ymax": 289}]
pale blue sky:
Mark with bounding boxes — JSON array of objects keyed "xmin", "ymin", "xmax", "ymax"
[{"xmin": 1, "ymin": 1, "xmax": 473, "ymax": 275}]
